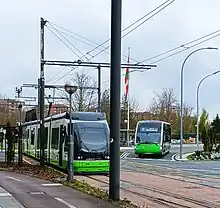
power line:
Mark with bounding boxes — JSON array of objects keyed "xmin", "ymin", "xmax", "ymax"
[
  {"xmin": 46, "ymin": 26, "xmax": 82, "ymax": 59},
  {"xmin": 48, "ymin": 0, "xmax": 174, "ymax": 82},
  {"xmin": 47, "ymin": 23, "xmax": 90, "ymax": 61},
  {"xmin": 137, "ymin": 29, "xmax": 220, "ymax": 64},
  {"xmin": 79, "ymin": 0, "xmax": 174, "ymax": 58},
  {"xmin": 149, "ymin": 32, "xmax": 220, "ymax": 64},
  {"xmin": 89, "ymin": 0, "xmax": 175, "ymax": 60},
  {"xmin": 47, "ymin": 21, "xmax": 138, "ymax": 71}
]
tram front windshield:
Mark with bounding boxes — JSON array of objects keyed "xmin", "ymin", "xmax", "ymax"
[{"xmin": 76, "ymin": 122, "xmax": 109, "ymax": 151}]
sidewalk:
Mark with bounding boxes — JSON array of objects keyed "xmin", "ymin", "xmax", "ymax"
[
  {"xmin": 0, "ymin": 171, "xmax": 118, "ymax": 208},
  {"xmin": 173, "ymin": 152, "xmax": 192, "ymax": 161},
  {"xmin": 0, "ymin": 186, "xmax": 25, "ymax": 208}
]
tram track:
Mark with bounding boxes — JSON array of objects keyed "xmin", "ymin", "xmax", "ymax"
[
  {"xmin": 121, "ymin": 162, "xmax": 220, "ymax": 190},
  {"xmin": 86, "ymin": 175, "xmax": 220, "ymax": 208},
  {"xmin": 23, "ymin": 155, "xmax": 220, "ymax": 207}
]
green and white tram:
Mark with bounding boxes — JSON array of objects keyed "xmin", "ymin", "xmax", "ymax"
[
  {"xmin": 22, "ymin": 111, "xmax": 110, "ymax": 174},
  {"xmin": 134, "ymin": 120, "xmax": 171, "ymax": 157}
]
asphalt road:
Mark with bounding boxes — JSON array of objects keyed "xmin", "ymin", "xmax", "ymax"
[
  {"xmin": 0, "ymin": 171, "xmax": 118, "ymax": 208},
  {"xmin": 121, "ymin": 144, "xmax": 202, "ymax": 160}
]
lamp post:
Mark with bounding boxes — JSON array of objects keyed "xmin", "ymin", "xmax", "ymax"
[
  {"xmin": 18, "ymin": 103, "xmax": 22, "ymax": 166},
  {"xmin": 196, "ymin": 70, "xmax": 220, "ymax": 150},
  {"xmin": 180, "ymin": 47, "xmax": 218, "ymax": 159},
  {"xmin": 64, "ymin": 83, "xmax": 77, "ymax": 181}
]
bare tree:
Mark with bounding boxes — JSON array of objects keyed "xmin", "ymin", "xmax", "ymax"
[
  {"xmin": 149, "ymin": 88, "xmax": 195, "ymax": 134},
  {"xmin": 149, "ymin": 88, "xmax": 177, "ymax": 122},
  {"xmin": 63, "ymin": 71, "xmax": 98, "ymax": 111},
  {"xmin": 100, "ymin": 89, "xmax": 110, "ymax": 123}
]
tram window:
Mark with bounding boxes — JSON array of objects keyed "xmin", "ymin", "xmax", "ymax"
[
  {"xmin": 51, "ymin": 127, "xmax": 59, "ymax": 149},
  {"xmin": 31, "ymin": 129, "xmax": 35, "ymax": 145},
  {"xmin": 37, "ymin": 128, "xmax": 40, "ymax": 148},
  {"xmin": 26, "ymin": 129, "xmax": 29, "ymax": 140},
  {"xmin": 44, "ymin": 127, "xmax": 48, "ymax": 148}
]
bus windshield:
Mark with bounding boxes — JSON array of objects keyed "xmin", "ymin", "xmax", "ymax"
[{"xmin": 136, "ymin": 122, "xmax": 161, "ymax": 144}]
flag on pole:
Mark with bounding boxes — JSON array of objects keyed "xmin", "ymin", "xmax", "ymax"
[{"xmin": 125, "ymin": 48, "xmax": 130, "ymax": 98}]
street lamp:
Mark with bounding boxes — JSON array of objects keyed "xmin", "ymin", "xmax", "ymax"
[
  {"xmin": 180, "ymin": 47, "xmax": 218, "ymax": 159},
  {"xmin": 196, "ymin": 70, "xmax": 220, "ymax": 150},
  {"xmin": 64, "ymin": 82, "xmax": 77, "ymax": 181},
  {"xmin": 18, "ymin": 103, "xmax": 22, "ymax": 166}
]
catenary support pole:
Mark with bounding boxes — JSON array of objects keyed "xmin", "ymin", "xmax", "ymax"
[
  {"xmin": 97, "ymin": 65, "xmax": 101, "ymax": 112},
  {"xmin": 18, "ymin": 104, "xmax": 22, "ymax": 166},
  {"xmin": 40, "ymin": 17, "xmax": 46, "ymax": 166},
  {"xmin": 109, "ymin": 0, "xmax": 122, "ymax": 201},
  {"xmin": 67, "ymin": 93, "xmax": 73, "ymax": 181}
]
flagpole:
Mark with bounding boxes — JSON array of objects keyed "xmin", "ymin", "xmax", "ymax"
[{"xmin": 127, "ymin": 47, "xmax": 130, "ymax": 147}]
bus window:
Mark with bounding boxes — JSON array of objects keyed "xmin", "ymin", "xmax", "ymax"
[{"xmin": 163, "ymin": 124, "xmax": 171, "ymax": 142}]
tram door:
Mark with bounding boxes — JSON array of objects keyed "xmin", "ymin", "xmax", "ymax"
[{"xmin": 59, "ymin": 125, "xmax": 65, "ymax": 167}]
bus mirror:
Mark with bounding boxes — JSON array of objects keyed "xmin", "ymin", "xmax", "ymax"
[{"xmin": 136, "ymin": 136, "xmax": 140, "ymax": 143}]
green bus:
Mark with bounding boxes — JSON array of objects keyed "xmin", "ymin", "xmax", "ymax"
[{"xmin": 134, "ymin": 120, "xmax": 171, "ymax": 157}]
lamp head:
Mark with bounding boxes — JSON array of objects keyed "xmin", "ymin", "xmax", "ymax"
[
  {"xmin": 64, "ymin": 82, "xmax": 77, "ymax": 95},
  {"xmin": 207, "ymin": 47, "xmax": 218, "ymax": 50}
]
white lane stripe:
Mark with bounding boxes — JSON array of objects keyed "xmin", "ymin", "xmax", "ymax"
[
  {"xmin": 121, "ymin": 152, "xmax": 130, "ymax": 158},
  {"xmin": 41, "ymin": 183, "xmax": 62, "ymax": 187},
  {"xmin": 29, "ymin": 192, "xmax": 45, "ymax": 195},
  {"xmin": 6, "ymin": 176, "xmax": 21, "ymax": 181},
  {"xmin": 0, "ymin": 193, "xmax": 12, "ymax": 197},
  {"xmin": 55, "ymin": 197, "xmax": 77, "ymax": 208}
]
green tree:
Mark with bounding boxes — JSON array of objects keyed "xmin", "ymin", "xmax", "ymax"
[
  {"xmin": 211, "ymin": 114, "xmax": 220, "ymax": 151},
  {"xmin": 199, "ymin": 109, "xmax": 209, "ymax": 135}
]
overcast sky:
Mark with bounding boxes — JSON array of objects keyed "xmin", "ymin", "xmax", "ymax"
[{"xmin": 1, "ymin": 0, "xmax": 220, "ymax": 119}]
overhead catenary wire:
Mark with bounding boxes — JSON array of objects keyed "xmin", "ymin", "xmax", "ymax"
[
  {"xmin": 46, "ymin": 26, "xmax": 82, "ymax": 60},
  {"xmin": 100, "ymin": 31, "xmax": 220, "ymax": 85},
  {"xmin": 47, "ymin": 23, "xmax": 90, "ymax": 61},
  {"xmin": 47, "ymin": 0, "xmax": 175, "ymax": 83},
  {"xmin": 148, "ymin": 32, "xmax": 220, "ymax": 64},
  {"xmin": 89, "ymin": 0, "xmax": 176, "ymax": 60},
  {"xmin": 46, "ymin": 0, "xmax": 173, "ymax": 69},
  {"xmin": 137, "ymin": 29, "xmax": 220, "ymax": 64}
]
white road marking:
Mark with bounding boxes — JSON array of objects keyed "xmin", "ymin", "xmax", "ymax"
[
  {"xmin": 0, "ymin": 193, "xmax": 12, "ymax": 197},
  {"xmin": 125, "ymin": 157, "xmax": 171, "ymax": 162},
  {"xmin": 41, "ymin": 183, "xmax": 62, "ymax": 187},
  {"xmin": 29, "ymin": 192, "xmax": 45, "ymax": 195},
  {"xmin": 55, "ymin": 197, "xmax": 77, "ymax": 208},
  {"xmin": 6, "ymin": 176, "xmax": 21, "ymax": 181},
  {"xmin": 171, "ymin": 153, "xmax": 177, "ymax": 161},
  {"xmin": 121, "ymin": 152, "xmax": 130, "ymax": 158}
]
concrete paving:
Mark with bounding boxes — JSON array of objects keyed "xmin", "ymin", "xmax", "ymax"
[
  {"xmin": 0, "ymin": 171, "xmax": 118, "ymax": 208},
  {"xmin": 0, "ymin": 186, "xmax": 25, "ymax": 207}
]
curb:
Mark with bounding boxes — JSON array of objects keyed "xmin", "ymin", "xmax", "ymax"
[{"xmin": 173, "ymin": 152, "xmax": 194, "ymax": 161}]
